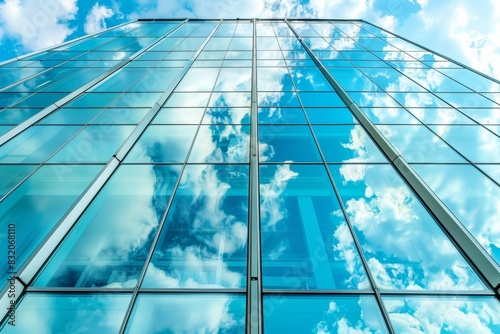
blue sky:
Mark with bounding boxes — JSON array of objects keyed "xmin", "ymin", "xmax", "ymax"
[{"xmin": 0, "ymin": 0, "xmax": 499, "ymax": 78}]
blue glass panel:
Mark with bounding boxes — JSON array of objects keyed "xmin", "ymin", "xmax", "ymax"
[
  {"xmin": 360, "ymin": 107, "xmax": 419, "ymax": 124},
  {"xmin": 91, "ymin": 108, "xmax": 149, "ymax": 125},
  {"xmin": 215, "ymin": 68, "xmax": 251, "ymax": 91},
  {"xmin": 126, "ymin": 294, "xmax": 245, "ymax": 333},
  {"xmin": 3, "ymin": 67, "xmax": 78, "ymax": 93},
  {"xmin": 128, "ymin": 68, "xmax": 182, "ymax": 92},
  {"xmin": 163, "ymin": 92, "xmax": 211, "ymax": 107},
  {"xmin": 384, "ymin": 296, "xmax": 500, "ymax": 333},
  {"xmin": 175, "ymin": 68, "xmax": 220, "ymax": 92},
  {"xmin": 329, "ymin": 164, "xmax": 486, "ymax": 290},
  {"xmin": 42, "ymin": 68, "xmax": 108, "ymax": 92},
  {"xmin": 388, "ymin": 92, "xmax": 449, "ymax": 108},
  {"xmin": 39, "ymin": 108, "xmax": 104, "ymax": 125},
  {"xmin": 109, "ymin": 92, "xmax": 161, "ymax": 107},
  {"xmin": 143, "ymin": 165, "xmax": 248, "ymax": 289},
  {"xmin": 408, "ymin": 107, "xmax": 474, "ymax": 124},
  {"xmin": 327, "ymin": 67, "xmax": 381, "ymax": 92},
  {"xmin": 376, "ymin": 125, "xmax": 465, "ymax": 163},
  {"xmin": 90, "ymin": 68, "xmax": 146, "ymax": 92},
  {"xmin": 257, "ymin": 68, "xmax": 294, "ymax": 92},
  {"xmin": 428, "ymin": 125, "xmax": 500, "ymax": 163},
  {"xmin": 478, "ymin": 164, "xmax": 500, "ymax": 184},
  {"xmin": 306, "ymin": 107, "xmax": 358, "ymax": 124},
  {"xmin": 299, "ymin": 92, "xmax": 346, "ymax": 107},
  {"xmin": 0, "ymin": 165, "xmax": 35, "ymax": 198},
  {"xmin": 263, "ymin": 295, "xmax": 387, "ymax": 333},
  {"xmin": 49, "ymin": 125, "xmax": 134, "ymax": 163},
  {"xmin": 66, "ymin": 93, "xmax": 121, "ymax": 107},
  {"xmin": 313, "ymin": 125, "xmax": 387, "ymax": 162},
  {"xmin": 125, "ymin": 125, "xmax": 197, "ymax": 163},
  {"xmin": 209, "ymin": 92, "xmax": 251, "ymax": 108},
  {"xmin": 0, "ymin": 293, "xmax": 130, "ymax": 333},
  {"xmin": 438, "ymin": 68, "xmax": 500, "ymax": 92},
  {"xmin": 12, "ymin": 92, "xmax": 67, "ymax": 108},
  {"xmin": 258, "ymin": 92, "xmax": 301, "ymax": 108},
  {"xmin": 348, "ymin": 92, "xmax": 401, "ymax": 108},
  {"xmin": 0, "ymin": 125, "xmax": 80, "ymax": 163},
  {"xmin": 436, "ymin": 93, "xmax": 499, "ymax": 108},
  {"xmin": 0, "ymin": 165, "xmax": 102, "ymax": 282},
  {"xmin": 290, "ymin": 67, "xmax": 333, "ymax": 91},
  {"xmin": 189, "ymin": 125, "xmax": 250, "ymax": 163},
  {"xmin": 258, "ymin": 107, "xmax": 307, "ymax": 124},
  {"xmin": 411, "ymin": 164, "xmax": 500, "ymax": 263},
  {"xmin": 259, "ymin": 125, "xmax": 322, "ymax": 162},
  {"xmin": 0, "ymin": 126, "xmax": 14, "ymax": 136},
  {"xmin": 459, "ymin": 108, "xmax": 500, "ymax": 125},
  {"xmin": 0, "ymin": 99, "xmax": 36, "ymax": 115},
  {"xmin": 260, "ymin": 164, "xmax": 369, "ymax": 290},
  {"xmin": 153, "ymin": 107, "xmax": 205, "ymax": 124},
  {"xmin": 203, "ymin": 107, "xmax": 250, "ymax": 124},
  {"xmin": 34, "ymin": 165, "xmax": 180, "ymax": 288}
]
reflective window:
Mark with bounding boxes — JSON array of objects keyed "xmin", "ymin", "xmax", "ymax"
[
  {"xmin": 259, "ymin": 125, "xmax": 322, "ymax": 162},
  {"xmin": 260, "ymin": 164, "xmax": 369, "ymax": 290},
  {"xmin": 376, "ymin": 125, "xmax": 465, "ymax": 163},
  {"xmin": 305, "ymin": 108, "xmax": 358, "ymax": 124},
  {"xmin": 126, "ymin": 294, "xmax": 245, "ymax": 333},
  {"xmin": 314, "ymin": 125, "xmax": 387, "ymax": 162},
  {"xmin": 0, "ymin": 165, "xmax": 102, "ymax": 281},
  {"xmin": 39, "ymin": 108, "xmax": 104, "ymax": 125},
  {"xmin": 384, "ymin": 296, "xmax": 500, "ymax": 333},
  {"xmin": 49, "ymin": 125, "xmax": 135, "ymax": 163},
  {"xmin": 259, "ymin": 107, "xmax": 307, "ymax": 124},
  {"xmin": 0, "ymin": 125, "xmax": 80, "ymax": 163},
  {"xmin": 34, "ymin": 165, "xmax": 181, "ymax": 288},
  {"xmin": 0, "ymin": 293, "xmax": 130, "ymax": 333},
  {"xmin": 263, "ymin": 295, "xmax": 388, "ymax": 333},
  {"xmin": 329, "ymin": 164, "xmax": 486, "ymax": 290},
  {"xmin": 0, "ymin": 165, "xmax": 35, "ymax": 198},
  {"xmin": 125, "ymin": 125, "xmax": 197, "ymax": 163},
  {"xmin": 428, "ymin": 125, "xmax": 500, "ymax": 163},
  {"xmin": 153, "ymin": 107, "xmax": 205, "ymax": 124},
  {"xmin": 189, "ymin": 125, "xmax": 250, "ymax": 163},
  {"xmin": 411, "ymin": 164, "xmax": 500, "ymax": 263},
  {"xmin": 143, "ymin": 165, "xmax": 249, "ymax": 289}
]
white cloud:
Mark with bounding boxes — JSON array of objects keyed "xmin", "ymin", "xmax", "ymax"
[
  {"xmin": 0, "ymin": 0, "xmax": 77, "ymax": 52},
  {"xmin": 84, "ymin": 3, "xmax": 114, "ymax": 34}
]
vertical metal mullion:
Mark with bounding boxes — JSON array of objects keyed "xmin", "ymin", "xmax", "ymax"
[
  {"xmin": 283, "ymin": 19, "xmax": 396, "ymax": 334},
  {"xmin": 117, "ymin": 19, "xmax": 224, "ymax": 334},
  {"xmin": 246, "ymin": 18, "xmax": 263, "ymax": 334}
]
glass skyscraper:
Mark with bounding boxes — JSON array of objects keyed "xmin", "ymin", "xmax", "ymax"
[{"xmin": 0, "ymin": 18, "xmax": 499, "ymax": 333}]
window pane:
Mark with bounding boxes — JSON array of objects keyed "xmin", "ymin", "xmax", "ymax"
[
  {"xmin": 260, "ymin": 164, "xmax": 368, "ymax": 290},
  {"xmin": 0, "ymin": 165, "xmax": 102, "ymax": 281},
  {"xmin": 125, "ymin": 125, "xmax": 197, "ymax": 163},
  {"xmin": 143, "ymin": 164, "xmax": 248, "ymax": 289},
  {"xmin": 126, "ymin": 294, "xmax": 245, "ymax": 333},
  {"xmin": 384, "ymin": 296, "xmax": 500, "ymax": 333},
  {"xmin": 0, "ymin": 293, "xmax": 130, "ymax": 333},
  {"xmin": 34, "ymin": 165, "xmax": 181, "ymax": 288},
  {"xmin": 263, "ymin": 295, "xmax": 388, "ymax": 333},
  {"xmin": 329, "ymin": 164, "xmax": 486, "ymax": 291}
]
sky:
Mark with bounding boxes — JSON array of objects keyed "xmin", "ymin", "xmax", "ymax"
[{"xmin": 0, "ymin": 0, "xmax": 499, "ymax": 79}]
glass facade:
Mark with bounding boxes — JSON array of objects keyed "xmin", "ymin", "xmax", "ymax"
[{"xmin": 0, "ymin": 19, "xmax": 499, "ymax": 333}]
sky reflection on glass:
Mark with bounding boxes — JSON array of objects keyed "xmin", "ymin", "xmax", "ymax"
[
  {"xmin": 260, "ymin": 164, "xmax": 368, "ymax": 290},
  {"xmin": 329, "ymin": 164, "xmax": 486, "ymax": 291},
  {"xmin": 126, "ymin": 294, "xmax": 245, "ymax": 334},
  {"xmin": 264, "ymin": 295, "xmax": 388, "ymax": 333},
  {"xmin": 34, "ymin": 165, "xmax": 180, "ymax": 288},
  {"xmin": 143, "ymin": 164, "xmax": 248, "ymax": 289}
]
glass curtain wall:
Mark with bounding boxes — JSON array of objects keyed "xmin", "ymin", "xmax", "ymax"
[{"xmin": 0, "ymin": 18, "xmax": 499, "ymax": 333}]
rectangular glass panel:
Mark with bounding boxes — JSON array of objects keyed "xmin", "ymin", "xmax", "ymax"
[
  {"xmin": 34, "ymin": 165, "xmax": 181, "ymax": 288},
  {"xmin": 143, "ymin": 164, "xmax": 249, "ymax": 289}
]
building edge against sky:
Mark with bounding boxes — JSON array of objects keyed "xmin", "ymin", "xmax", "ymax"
[{"xmin": 0, "ymin": 18, "xmax": 499, "ymax": 333}]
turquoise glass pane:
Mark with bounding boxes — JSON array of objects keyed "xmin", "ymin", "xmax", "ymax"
[
  {"xmin": 34, "ymin": 165, "xmax": 181, "ymax": 288},
  {"xmin": 0, "ymin": 165, "xmax": 102, "ymax": 282},
  {"xmin": 0, "ymin": 165, "xmax": 35, "ymax": 198},
  {"xmin": 153, "ymin": 108, "xmax": 205, "ymax": 124},
  {"xmin": 0, "ymin": 108, "xmax": 41, "ymax": 125},
  {"xmin": 49, "ymin": 125, "xmax": 135, "ymax": 163},
  {"xmin": 0, "ymin": 293, "xmax": 130, "ymax": 333},
  {"xmin": 126, "ymin": 294, "xmax": 245, "ymax": 333},
  {"xmin": 313, "ymin": 125, "xmax": 387, "ymax": 162},
  {"xmin": 306, "ymin": 108, "xmax": 358, "ymax": 124},
  {"xmin": 260, "ymin": 164, "xmax": 369, "ymax": 290},
  {"xmin": 259, "ymin": 125, "xmax": 322, "ymax": 162},
  {"xmin": 384, "ymin": 296, "xmax": 500, "ymax": 333},
  {"xmin": 411, "ymin": 164, "xmax": 500, "ymax": 263},
  {"xmin": 39, "ymin": 108, "xmax": 104, "ymax": 125},
  {"xmin": 125, "ymin": 125, "xmax": 197, "ymax": 163},
  {"xmin": 189, "ymin": 125, "xmax": 250, "ymax": 163},
  {"xmin": 329, "ymin": 164, "xmax": 486, "ymax": 291},
  {"xmin": 0, "ymin": 125, "xmax": 81, "ymax": 163},
  {"xmin": 258, "ymin": 107, "xmax": 307, "ymax": 124},
  {"xmin": 143, "ymin": 165, "xmax": 248, "ymax": 289},
  {"xmin": 263, "ymin": 295, "xmax": 388, "ymax": 333}
]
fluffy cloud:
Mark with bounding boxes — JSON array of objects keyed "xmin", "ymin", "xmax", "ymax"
[
  {"xmin": 0, "ymin": 0, "xmax": 77, "ymax": 52},
  {"xmin": 84, "ymin": 3, "xmax": 114, "ymax": 34}
]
